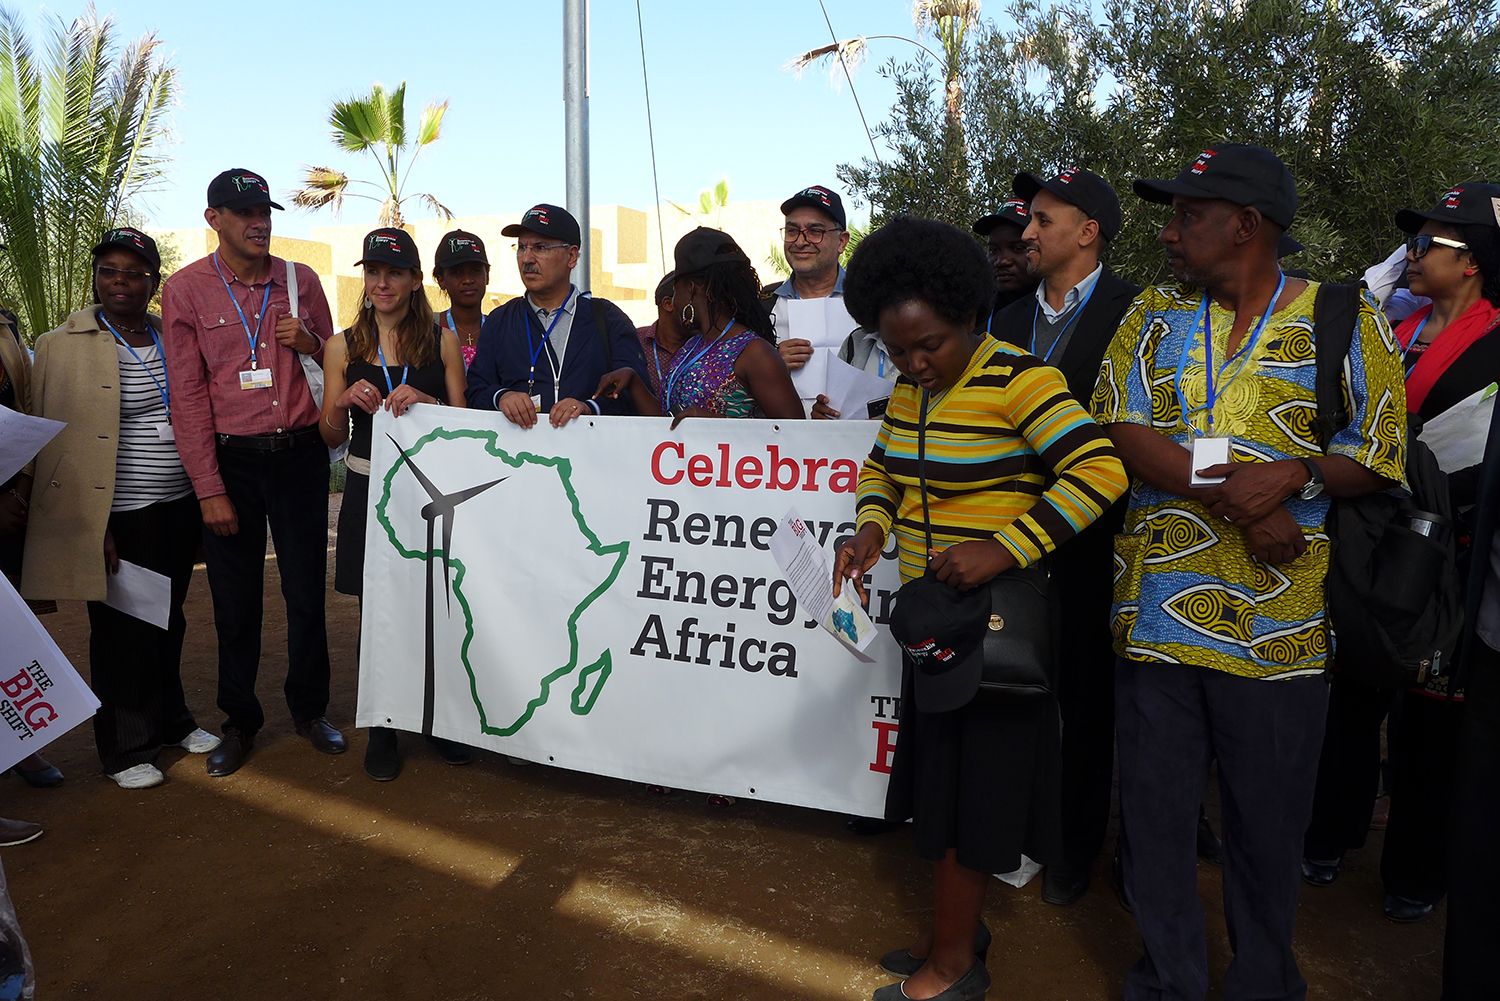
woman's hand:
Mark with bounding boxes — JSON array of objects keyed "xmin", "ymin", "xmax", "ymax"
[
  {"xmin": 833, "ymin": 524, "xmax": 885, "ymax": 604},
  {"xmin": 103, "ymin": 528, "xmax": 119, "ymax": 575},
  {"xmin": 338, "ymin": 379, "xmax": 384, "ymax": 414},
  {"xmin": 930, "ymin": 540, "xmax": 1015, "ymax": 592},
  {"xmin": 384, "ymin": 384, "xmax": 434, "ymax": 417},
  {"xmin": 549, "ymin": 398, "xmax": 591, "ymax": 427},
  {"xmin": 595, "ymin": 368, "xmax": 636, "ymax": 400},
  {"xmin": 669, "ymin": 406, "xmax": 714, "ymax": 429}
]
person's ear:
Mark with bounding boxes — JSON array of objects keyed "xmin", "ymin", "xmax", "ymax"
[
  {"xmin": 837, "ymin": 230, "xmax": 851, "ymax": 256},
  {"xmin": 1234, "ymin": 206, "xmax": 1263, "ymax": 247},
  {"xmin": 204, "ymin": 207, "xmax": 219, "ymax": 231},
  {"xmin": 1078, "ymin": 217, "xmax": 1100, "ymax": 249},
  {"xmin": 567, "ymin": 246, "xmax": 580, "ymax": 271}
]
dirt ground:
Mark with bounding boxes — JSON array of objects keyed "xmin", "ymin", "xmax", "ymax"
[{"xmin": 4, "ymin": 496, "xmax": 1445, "ymax": 999}]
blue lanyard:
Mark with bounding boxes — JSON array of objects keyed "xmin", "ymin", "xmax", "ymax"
[
  {"xmin": 1175, "ymin": 272, "xmax": 1286, "ymax": 435},
  {"xmin": 526, "ymin": 287, "xmax": 575, "ymax": 392},
  {"xmin": 663, "ymin": 322, "xmax": 733, "ymax": 412},
  {"xmin": 1030, "ymin": 280, "xmax": 1098, "ymax": 364},
  {"xmin": 878, "ymin": 348, "xmax": 885, "ymax": 378},
  {"xmin": 652, "ymin": 341, "xmax": 667, "ymax": 393},
  {"xmin": 100, "ymin": 314, "xmax": 169, "ymax": 417},
  {"xmin": 1401, "ymin": 313, "xmax": 1430, "ymax": 365},
  {"xmin": 375, "ymin": 338, "xmax": 408, "ymax": 395},
  {"xmin": 211, "ymin": 253, "xmax": 272, "ymax": 370}
]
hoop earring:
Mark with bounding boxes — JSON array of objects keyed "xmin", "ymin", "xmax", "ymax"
[
  {"xmin": 363, "ymin": 296, "xmax": 373, "ymax": 309},
  {"xmin": 680, "ymin": 302, "xmax": 695, "ymax": 325}
]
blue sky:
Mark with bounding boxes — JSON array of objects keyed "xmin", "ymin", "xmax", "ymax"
[{"xmin": 54, "ymin": 0, "xmax": 992, "ymax": 240}]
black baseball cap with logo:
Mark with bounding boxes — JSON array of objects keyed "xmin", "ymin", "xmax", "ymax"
[
  {"xmin": 1134, "ymin": 144, "xmax": 1298, "ymax": 229},
  {"xmin": 207, "ymin": 168, "xmax": 283, "ymax": 211},
  {"xmin": 501, "ymin": 203, "xmax": 582, "ymax": 246},
  {"xmin": 1014, "ymin": 167, "xmax": 1123, "ymax": 241},
  {"xmin": 1395, "ymin": 182, "xmax": 1500, "ymax": 234},
  {"xmin": 92, "ymin": 226, "xmax": 161, "ymax": 271},
  {"xmin": 354, "ymin": 228, "xmax": 421, "ymax": 269},
  {"xmin": 888, "ymin": 575, "xmax": 990, "ymax": 713},
  {"xmin": 972, "ymin": 197, "xmax": 1030, "ymax": 236},
  {"xmin": 434, "ymin": 229, "xmax": 489, "ymax": 269},
  {"xmin": 674, "ymin": 227, "xmax": 749, "ymax": 277},
  {"xmin": 780, "ymin": 185, "xmax": 847, "ymax": 229}
]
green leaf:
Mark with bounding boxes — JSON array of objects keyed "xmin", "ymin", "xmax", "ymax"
[
  {"xmin": 698, "ymin": 189, "xmax": 713, "ymax": 215},
  {"xmin": 714, "ymin": 177, "xmax": 729, "ymax": 207},
  {"xmin": 415, "ymin": 99, "xmax": 447, "ymax": 147}
]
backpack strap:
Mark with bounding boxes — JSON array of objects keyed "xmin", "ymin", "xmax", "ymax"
[
  {"xmin": 588, "ymin": 294, "xmax": 612, "ymax": 370},
  {"xmin": 1312, "ymin": 282, "xmax": 1362, "ymax": 452}
]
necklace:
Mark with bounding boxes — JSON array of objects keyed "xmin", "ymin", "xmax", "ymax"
[{"xmin": 446, "ymin": 308, "xmax": 481, "ymax": 347}]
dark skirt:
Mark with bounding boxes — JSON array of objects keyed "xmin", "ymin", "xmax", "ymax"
[
  {"xmin": 884, "ymin": 657, "xmax": 1064, "ymax": 874},
  {"xmin": 334, "ymin": 468, "xmax": 368, "ymax": 597}
]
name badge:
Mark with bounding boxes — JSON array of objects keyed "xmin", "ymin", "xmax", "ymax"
[
  {"xmin": 1188, "ymin": 437, "xmax": 1231, "ymax": 487},
  {"xmin": 240, "ymin": 368, "xmax": 273, "ymax": 390},
  {"xmin": 530, "ymin": 394, "xmax": 543, "ymax": 411},
  {"xmin": 156, "ymin": 422, "xmax": 175, "ymax": 443}
]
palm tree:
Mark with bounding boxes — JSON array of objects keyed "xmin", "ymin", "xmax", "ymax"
[
  {"xmin": 289, "ymin": 82, "xmax": 452, "ymax": 227},
  {"xmin": 0, "ymin": 5, "xmax": 175, "ymax": 344}
]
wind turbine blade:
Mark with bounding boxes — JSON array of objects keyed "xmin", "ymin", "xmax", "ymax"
[
  {"xmin": 441, "ymin": 511, "xmax": 455, "ymax": 615},
  {"xmin": 387, "ymin": 434, "xmax": 444, "ymax": 502},
  {"xmin": 448, "ymin": 476, "xmax": 507, "ymax": 505}
]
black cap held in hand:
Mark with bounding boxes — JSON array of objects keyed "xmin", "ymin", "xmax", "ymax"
[
  {"xmin": 1395, "ymin": 182, "xmax": 1500, "ymax": 234},
  {"xmin": 207, "ymin": 168, "xmax": 284, "ymax": 211},
  {"xmin": 780, "ymin": 185, "xmax": 846, "ymax": 228},
  {"xmin": 1014, "ymin": 168, "xmax": 1123, "ymax": 241},
  {"xmin": 354, "ymin": 227, "xmax": 421, "ymax": 270},
  {"xmin": 1134, "ymin": 144, "xmax": 1298, "ymax": 229},
  {"xmin": 92, "ymin": 226, "xmax": 161, "ymax": 271},
  {"xmin": 887, "ymin": 575, "xmax": 990, "ymax": 713},
  {"xmin": 973, "ymin": 197, "xmax": 1030, "ymax": 236},
  {"xmin": 434, "ymin": 229, "xmax": 489, "ymax": 269},
  {"xmin": 501, "ymin": 203, "xmax": 582, "ymax": 246}
]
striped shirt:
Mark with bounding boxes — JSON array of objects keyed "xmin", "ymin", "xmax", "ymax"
[
  {"xmin": 856, "ymin": 336, "xmax": 1128, "ymax": 583},
  {"xmin": 112, "ymin": 340, "xmax": 193, "ymax": 512}
]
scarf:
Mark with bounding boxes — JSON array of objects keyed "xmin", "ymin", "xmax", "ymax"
[{"xmin": 1395, "ymin": 297, "xmax": 1500, "ymax": 414}]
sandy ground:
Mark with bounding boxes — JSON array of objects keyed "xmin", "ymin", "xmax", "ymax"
[{"xmin": 3, "ymin": 496, "xmax": 1444, "ymax": 999}]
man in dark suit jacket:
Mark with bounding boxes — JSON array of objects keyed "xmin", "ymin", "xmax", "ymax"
[
  {"xmin": 1443, "ymin": 393, "xmax": 1500, "ymax": 1000},
  {"xmin": 992, "ymin": 166, "xmax": 1140, "ymax": 906}
]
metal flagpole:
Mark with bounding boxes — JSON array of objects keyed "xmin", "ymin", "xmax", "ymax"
[{"xmin": 564, "ymin": 0, "xmax": 591, "ymax": 291}]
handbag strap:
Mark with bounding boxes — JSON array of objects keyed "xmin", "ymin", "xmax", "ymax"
[{"xmin": 918, "ymin": 388, "xmax": 933, "ymax": 564}]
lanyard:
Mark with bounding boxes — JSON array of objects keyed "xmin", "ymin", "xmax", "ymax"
[
  {"xmin": 526, "ymin": 287, "xmax": 575, "ymax": 395},
  {"xmin": 663, "ymin": 322, "xmax": 734, "ymax": 412},
  {"xmin": 211, "ymin": 253, "xmax": 272, "ymax": 370},
  {"xmin": 1030, "ymin": 280, "xmax": 1098, "ymax": 364},
  {"xmin": 1401, "ymin": 313, "xmax": 1430, "ymax": 365},
  {"xmin": 652, "ymin": 341, "xmax": 667, "ymax": 393},
  {"xmin": 375, "ymin": 338, "xmax": 408, "ymax": 395},
  {"xmin": 101, "ymin": 314, "xmax": 169, "ymax": 417},
  {"xmin": 1175, "ymin": 271, "xmax": 1286, "ymax": 435},
  {"xmin": 878, "ymin": 347, "xmax": 885, "ymax": 378}
]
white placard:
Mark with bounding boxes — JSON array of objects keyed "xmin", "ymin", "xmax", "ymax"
[
  {"xmin": 1419, "ymin": 382, "xmax": 1497, "ymax": 474},
  {"xmin": 103, "ymin": 560, "xmax": 172, "ymax": 630},
  {"xmin": 826, "ymin": 355, "xmax": 894, "ymax": 421},
  {"xmin": 0, "ymin": 575, "xmax": 100, "ymax": 772},
  {"xmin": 0, "ymin": 408, "xmax": 64, "ymax": 486}
]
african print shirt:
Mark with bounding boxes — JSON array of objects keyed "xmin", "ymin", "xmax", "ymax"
[{"xmin": 1091, "ymin": 282, "xmax": 1407, "ymax": 680}]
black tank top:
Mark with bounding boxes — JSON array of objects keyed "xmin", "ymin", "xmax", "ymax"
[{"xmin": 344, "ymin": 326, "xmax": 448, "ymax": 461}]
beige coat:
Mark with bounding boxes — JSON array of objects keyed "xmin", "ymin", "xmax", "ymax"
[{"xmin": 21, "ymin": 308, "xmax": 166, "ymax": 602}]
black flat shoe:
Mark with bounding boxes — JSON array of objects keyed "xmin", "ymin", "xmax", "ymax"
[
  {"xmin": 1301, "ymin": 857, "xmax": 1341, "ymax": 887},
  {"xmin": 425, "ymin": 735, "xmax": 472, "ymax": 765},
  {"xmin": 206, "ymin": 732, "xmax": 252, "ymax": 777},
  {"xmin": 364, "ymin": 727, "xmax": 401, "ymax": 782},
  {"xmin": 1383, "ymin": 893, "xmax": 1434, "ymax": 922},
  {"xmin": 295, "ymin": 717, "xmax": 347, "ymax": 755},
  {"xmin": 10, "ymin": 763, "xmax": 63, "ymax": 789},
  {"xmin": 846, "ymin": 816, "xmax": 901, "ymax": 836},
  {"xmin": 879, "ymin": 923, "xmax": 991, "ymax": 979},
  {"xmin": 1042, "ymin": 863, "xmax": 1090, "ymax": 906},
  {"xmin": 873, "ymin": 960, "xmax": 991, "ymax": 1001},
  {"xmin": 1197, "ymin": 810, "xmax": 1223, "ymax": 867}
]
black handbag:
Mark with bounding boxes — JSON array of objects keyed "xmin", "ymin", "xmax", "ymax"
[{"xmin": 900, "ymin": 388, "xmax": 1054, "ymax": 711}]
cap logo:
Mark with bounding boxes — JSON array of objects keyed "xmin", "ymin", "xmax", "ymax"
[
  {"xmin": 1491, "ymin": 196, "xmax": 1500, "ymax": 228},
  {"xmin": 801, "ymin": 186, "xmax": 833, "ymax": 206},
  {"xmin": 1001, "ymin": 198, "xmax": 1028, "ymax": 213},
  {"xmin": 1189, "ymin": 150, "xmax": 1217, "ymax": 175},
  {"xmin": 370, "ymin": 233, "xmax": 401, "ymax": 251},
  {"xmin": 1443, "ymin": 187, "xmax": 1464, "ymax": 209},
  {"xmin": 230, "ymin": 172, "xmax": 268, "ymax": 194},
  {"xmin": 526, "ymin": 207, "xmax": 550, "ymax": 226},
  {"xmin": 449, "ymin": 236, "xmax": 475, "ymax": 252},
  {"xmin": 1056, "ymin": 167, "xmax": 1080, "ymax": 184},
  {"xmin": 903, "ymin": 637, "xmax": 955, "ymax": 664},
  {"xmin": 108, "ymin": 228, "xmax": 146, "ymax": 250}
]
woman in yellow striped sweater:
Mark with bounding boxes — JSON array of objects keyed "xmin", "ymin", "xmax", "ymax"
[{"xmin": 835, "ymin": 217, "xmax": 1127, "ymax": 1001}]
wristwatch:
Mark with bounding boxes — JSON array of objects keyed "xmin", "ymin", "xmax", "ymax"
[{"xmin": 1294, "ymin": 457, "xmax": 1325, "ymax": 500}]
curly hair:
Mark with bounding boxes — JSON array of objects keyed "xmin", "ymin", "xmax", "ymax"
[
  {"xmin": 1459, "ymin": 222, "xmax": 1500, "ymax": 308},
  {"xmin": 842, "ymin": 216, "xmax": 996, "ymax": 334}
]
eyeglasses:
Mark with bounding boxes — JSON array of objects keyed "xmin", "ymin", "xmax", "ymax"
[
  {"xmin": 96, "ymin": 265, "xmax": 154, "ymax": 282},
  {"xmin": 513, "ymin": 242, "xmax": 571, "ymax": 257},
  {"xmin": 1406, "ymin": 234, "xmax": 1469, "ymax": 259},
  {"xmin": 781, "ymin": 225, "xmax": 842, "ymax": 245}
]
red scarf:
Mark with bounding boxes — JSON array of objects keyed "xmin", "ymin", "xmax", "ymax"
[{"xmin": 1395, "ymin": 297, "xmax": 1500, "ymax": 414}]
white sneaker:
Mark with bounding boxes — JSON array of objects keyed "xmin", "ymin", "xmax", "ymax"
[
  {"xmin": 108, "ymin": 764, "xmax": 164, "ymax": 789},
  {"xmin": 176, "ymin": 728, "xmax": 221, "ymax": 754}
]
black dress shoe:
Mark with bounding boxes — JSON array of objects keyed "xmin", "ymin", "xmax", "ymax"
[
  {"xmin": 873, "ymin": 960, "xmax": 991, "ymax": 1000},
  {"xmin": 1042, "ymin": 864, "xmax": 1090, "ymax": 906},
  {"xmin": 879, "ymin": 923, "xmax": 991, "ymax": 979},
  {"xmin": 1301, "ymin": 857, "xmax": 1341, "ymax": 886},
  {"xmin": 1383, "ymin": 893, "xmax": 1435, "ymax": 922},
  {"xmin": 1196, "ymin": 810, "xmax": 1223, "ymax": 867},
  {"xmin": 10, "ymin": 760, "xmax": 63, "ymax": 789},
  {"xmin": 206, "ymin": 732, "xmax": 252, "ymax": 777},
  {"xmin": 364, "ymin": 727, "xmax": 400, "ymax": 782},
  {"xmin": 846, "ymin": 816, "xmax": 901, "ymax": 836},
  {"xmin": 425, "ymin": 735, "xmax": 472, "ymax": 765},
  {"xmin": 295, "ymin": 717, "xmax": 347, "ymax": 755}
]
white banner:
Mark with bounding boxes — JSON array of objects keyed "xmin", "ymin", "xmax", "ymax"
[
  {"xmin": 0, "ymin": 576, "xmax": 100, "ymax": 772},
  {"xmin": 358, "ymin": 407, "xmax": 905, "ymax": 816}
]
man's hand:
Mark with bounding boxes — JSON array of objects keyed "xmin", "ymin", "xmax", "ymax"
[
  {"xmin": 930, "ymin": 539, "xmax": 1016, "ymax": 592},
  {"xmin": 1199, "ymin": 459, "xmax": 1305, "ymax": 526},
  {"xmin": 833, "ymin": 524, "xmax": 885, "ymax": 604},
  {"xmin": 809, "ymin": 394, "xmax": 840, "ymax": 420},
  {"xmin": 201, "ymin": 495, "xmax": 238, "ymax": 537},
  {"xmin": 103, "ymin": 528, "xmax": 120, "ymax": 575},
  {"xmin": 777, "ymin": 338, "xmax": 814, "ymax": 371},
  {"xmin": 497, "ymin": 391, "xmax": 538, "ymax": 429},
  {"xmin": 1242, "ymin": 506, "xmax": 1308, "ymax": 565},
  {"xmin": 595, "ymin": 368, "xmax": 635, "ymax": 400},
  {"xmin": 549, "ymin": 398, "xmax": 590, "ymax": 427},
  {"xmin": 274, "ymin": 315, "xmax": 318, "ymax": 355}
]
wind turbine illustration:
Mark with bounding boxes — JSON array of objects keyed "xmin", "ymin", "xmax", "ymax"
[{"xmin": 388, "ymin": 435, "xmax": 506, "ymax": 736}]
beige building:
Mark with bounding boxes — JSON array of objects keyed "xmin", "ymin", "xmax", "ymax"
[{"xmin": 153, "ymin": 199, "xmax": 790, "ymax": 329}]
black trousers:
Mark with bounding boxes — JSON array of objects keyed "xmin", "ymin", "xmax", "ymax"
[
  {"xmin": 201, "ymin": 435, "xmax": 330, "ymax": 736},
  {"xmin": 1442, "ymin": 640, "xmax": 1500, "ymax": 1000},
  {"xmin": 1116, "ymin": 658, "xmax": 1328, "ymax": 1001},
  {"xmin": 1053, "ymin": 557, "xmax": 1116, "ymax": 872},
  {"xmin": 85, "ymin": 494, "xmax": 201, "ymax": 773}
]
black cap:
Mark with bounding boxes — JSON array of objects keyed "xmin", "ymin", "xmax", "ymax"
[
  {"xmin": 207, "ymin": 168, "xmax": 283, "ymax": 211},
  {"xmin": 501, "ymin": 203, "xmax": 581, "ymax": 245},
  {"xmin": 1276, "ymin": 233, "xmax": 1305, "ymax": 258},
  {"xmin": 92, "ymin": 226, "xmax": 161, "ymax": 271},
  {"xmin": 1134, "ymin": 144, "xmax": 1298, "ymax": 229},
  {"xmin": 674, "ymin": 227, "xmax": 749, "ymax": 277},
  {"xmin": 653, "ymin": 271, "xmax": 676, "ymax": 305},
  {"xmin": 972, "ymin": 197, "xmax": 1030, "ymax": 236},
  {"xmin": 434, "ymin": 229, "xmax": 488, "ymax": 269},
  {"xmin": 888, "ymin": 576, "xmax": 989, "ymax": 713},
  {"xmin": 1013, "ymin": 168, "xmax": 1123, "ymax": 240},
  {"xmin": 354, "ymin": 228, "xmax": 420, "ymax": 269},
  {"xmin": 1395, "ymin": 182, "xmax": 1500, "ymax": 234},
  {"xmin": 780, "ymin": 185, "xmax": 846, "ymax": 228}
]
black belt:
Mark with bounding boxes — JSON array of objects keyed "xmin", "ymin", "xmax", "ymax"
[{"xmin": 216, "ymin": 426, "xmax": 321, "ymax": 452}]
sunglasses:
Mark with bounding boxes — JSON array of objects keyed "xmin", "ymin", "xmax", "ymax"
[{"xmin": 1406, "ymin": 234, "xmax": 1469, "ymax": 259}]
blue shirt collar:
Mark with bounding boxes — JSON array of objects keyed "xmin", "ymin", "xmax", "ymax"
[{"xmin": 774, "ymin": 266, "xmax": 845, "ymax": 299}]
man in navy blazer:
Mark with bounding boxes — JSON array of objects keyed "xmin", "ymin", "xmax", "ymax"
[{"xmin": 466, "ymin": 203, "xmax": 648, "ymax": 426}]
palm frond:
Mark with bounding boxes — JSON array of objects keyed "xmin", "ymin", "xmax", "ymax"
[
  {"xmin": 415, "ymin": 99, "xmax": 446, "ymax": 147},
  {"xmin": 784, "ymin": 37, "xmax": 869, "ymax": 92},
  {"xmin": 416, "ymin": 192, "xmax": 453, "ymax": 219},
  {"xmin": 377, "ymin": 196, "xmax": 401, "ymax": 228},
  {"xmin": 386, "ymin": 80, "xmax": 407, "ymax": 150}
]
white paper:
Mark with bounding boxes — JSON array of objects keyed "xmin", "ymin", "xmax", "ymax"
[
  {"xmin": 789, "ymin": 348, "xmax": 832, "ymax": 399},
  {"xmin": 826, "ymin": 356, "xmax": 894, "ymax": 421},
  {"xmin": 0, "ymin": 575, "xmax": 100, "ymax": 772},
  {"xmin": 784, "ymin": 299, "xmax": 860, "ymax": 399},
  {"xmin": 1420, "ymin": 383, "xmax": 1497, "ymax": 474},
  {"xmin": 0, "ymin": 408, "xmax": 64, "ymax": 486},
  {"xmin": 1188, "ymin": 437, "xmax": 1230, "ymax": 486},
  {"xmin": 103, "ymin": 560, "xmax": 172, "ymax": 630},
  {"xmin": 768, "ymin": 507, "xmax": 877, "ymax": 653},
  {"xmin": 823, "ymin": 299, "xmax": 861, "ymax": 347}
]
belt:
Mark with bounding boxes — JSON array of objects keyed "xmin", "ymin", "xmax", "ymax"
[{"xmin": 216, "ymin": 426, "xmax": 321, "ymax": 452}]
